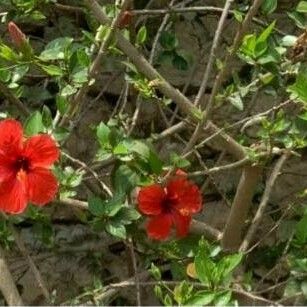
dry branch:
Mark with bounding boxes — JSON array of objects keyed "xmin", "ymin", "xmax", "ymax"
[{"xmin": 0, "ymin": 245, "xmax": 24, "ymax": 306}]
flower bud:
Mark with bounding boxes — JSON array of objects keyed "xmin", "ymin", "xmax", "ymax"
[
  {"xmin": 118, "ymin": 11, "xmax": 133, "ymax": 29},
  {"xmin": 8, "ymin": 22, "xmax": 27, "ymax": 49}
]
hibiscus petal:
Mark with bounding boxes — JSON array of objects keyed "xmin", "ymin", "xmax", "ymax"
[
  {"xmin": 0, "ymin": 119, "xmax": 23, "ymax": 154},
  {"xmin": 146, "ymin": 214, "xmax": 172, "ymax": 240},
  {"xmin": 172, "ymin": 211, "xmax": 191, "ymax": 238},
  {"xmin": 137, "ymin": 184, "xmax": 165, "ymax": 215},
  {"xmin": 27, "ymin": 168, "xmax": 58, "ymax": 205},
  {"xmin": 0, "ymin": 178, "xmax": 27, "ymax": 214},
  {"xmin": 167, "ymin": 178, "xmax": 202, "ymax": 214},
  {"xmin": 0, "ymin": 154, "xmax": 15, "ymax": 183},
  {"xmin": 23, "ymin": 135, "xmax": 59, "ymax": 167}
]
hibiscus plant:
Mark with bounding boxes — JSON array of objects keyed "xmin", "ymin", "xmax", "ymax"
[{"xmin": 0, "ymin": 0, "xmax": 307, "ymax": 306}]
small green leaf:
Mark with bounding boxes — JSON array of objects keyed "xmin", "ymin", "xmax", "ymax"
[
  {"xmin": 24, "ymin": 111, "xmax": 44, "ymax": 136},
  {"xmin": 213, "ymin": 290, "xmax": 232, "ymax": 306},
  {"xmin": 288, "ymin": 70, "xmax": 307, "ymax": 104},
  {"xmin": 96, "ymin": 121, "xmax": 111, "ymax": 146},
  {"xmin": 297, "ymin": 1, "xmax": 307, "ymax": 13},
  {"xmin": 287, "ymin": 12, "xmax": 306, "ymax": 29},
  {"xmin": 172, "ymin": 54, "xmax": 189, "ymax": 70},
  {"xmin": 105, "ymin": 222, "xmax": 126, "ymax": 239},
  {"xmin": 185, "ymin": 291, "xmax": 215, "ymax": 306},
  {"xmin": 113, "ymin": 207, "xmax": 141, "ymax": 224},
  {"xmin": 195, "ymin": 239, "xmax": 216, "ymax": 286},
  {"xmin": 261, "ymin": 0, "xmax": 277, "ymax": 14},
  {"xmin": 159, "ymin": 31, "xmax": 178, "ymax": 50},
  {"xmin": 295, "ymin": 214, "xmax": 307, "ymax": 244},
  {"xmin": 170, "ymin": 152, "xmax": 191, "ymax": 168},
  {"xmin": 39, "ymin": 64, "xmax": 63, "ymax": 76},
  {"xmin": 233, "ymin": 10, "xmax": 243, "ymax": 22},
  {"xmin": 42, "ymin": 105, "xmax": 53, "ymax": 128},
  {"xmin": 88, "ymin": 196, "xmax": 105, "ymax": 216},
  {"xmin": 149, "ymin": 263, "xmax": 161, "ymax": 280},
  {"xmin": 218, "ymin": 253, "xmax": 243, "ymax": 280},
  {"xmin": 39, "ymin": 37, "xmax": 73, "ymax": 61},
  {"xmin": 56, "ymin": 96, "xmax": 69, "ymax": 115},
  {"xmin": 136, "ymin": 25, "xmax": 147, "ymax": 45},
  {"xmin": 113, "ymin": 165, "xmax": 139, "ymax": 194}
]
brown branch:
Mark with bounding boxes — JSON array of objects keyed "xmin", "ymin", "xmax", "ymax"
[
  {"xmin": 58, "ymin": 198, "xmax": 221, "ymax": 241},
  {"xmin": 0, "ymin": 245, "xmax": 24, "ymax": 306},
  {"xmin": 239, "ymin": 153, "xmax": 290, "ymax": 252},
  {"xmin": 221, "ymin": 166, "xmax": 262, "ymax": 252}
]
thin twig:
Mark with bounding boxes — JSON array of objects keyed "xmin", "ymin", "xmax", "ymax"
[
  {"xmin": 62, "ymin": 0, "xmax": 131, "ymax": 124},
  {"xmin": 194, "ymin": 0, "xmax": 234, "ymax": 107},
  {"xmin": 126, "ymin": 238, "xmax": 141, "ymax": 306},
  {"xmin": 62, "ymin": 152, "xmax": 113, "ymax": 197},
  {"xmin": 239, "ymin": 153, "xmax": 290, "ymax": 252}
]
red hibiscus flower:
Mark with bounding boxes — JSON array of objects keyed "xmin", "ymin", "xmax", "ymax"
[
  {"xmin": 137, "ymin": 171, "xmax": 202, "ymax": 240},
  {"xmin": 0, "ymin": 119, "xmax": 59, "ymax": 214}
]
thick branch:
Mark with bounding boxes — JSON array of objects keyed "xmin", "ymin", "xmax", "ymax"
[{"xmin": 221, "ymin": 166, "xmax": 262, "ymax": 251}]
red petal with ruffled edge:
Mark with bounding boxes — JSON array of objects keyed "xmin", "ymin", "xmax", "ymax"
[
  {"xmin": 138, "ymin": 184, "xmax": 165, "ymax": 215},
  {"xmin": 146, "ymin": 214, "xmax": 172, "ymax": 240},
  {"xmin": 167, "ymin": 177, "xmax": 202, "ymax": 215},
  {"xmin": 23, "ymin": 134, "xmax": 59, "ymax": 168},
  {"xmin": 172, "ymin": 211, "xmax": 191, "ymax": 238},
  {"xmin": 0, "ymin": 177, "xmax": 27, "ymax": 214},
  {"xmin": 0, "ymin": 119, "xmax": 23, "ymax": 154},
  {"xmin": 27, "ymin": 168, "xmax": 58, "ymax": 205}
]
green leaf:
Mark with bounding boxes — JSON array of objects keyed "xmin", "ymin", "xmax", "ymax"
[
  {"xmin": 170, "ymin": 152, "xmax": 190, "ymax": 168},
  {"xmin": 159, "ymin": 31, "xmax": 178, "ymax": 50},
  {"xmin": 172, "ymin": 54, "xmax": 189, "ymax": 71},
  {"xmin": 0, "ymin": 44, "xmax": 19, "ymax": 61},
  {"xmin": 61, "ymin": 84, "xmax": 78, "ymax": 97},
  {"xmin": 88, "ymin": 194, "xmax": 124, "ymax": 217},
  {"xmin": 195, "ymin": 239, "xmax": 216, "ymax": 286},
  {"xmin": 295, "ymin": 214, "xmax": 307, "ymax": 244},
  {"xmin": 157, "ymin": 50, "xmax": 175, "ymax": 65},
  {"xmin": 148, "ymin": 150, "xmax": 163, "ymax": 174},
  {"xmin": 97, "ymin": 122, "xmax": 111, "ymax": 146},
  {"xmin": 233, "ymin": 10, "xmax": 243, "ymax": 23},
  {"xmin": 213, "ymin": 290, "xmax": 232, "ymax": 306},
  {"xmin": 218, "ymin": 253, "xmax": 243, "ymax": 280},
  {"xmin": 185, "ymin": 291, "xmax": 215, "ymax": 306},
  {"xmin": 39, "ymin": 37, "xmax": 73, "ymax": 61},
  {"xmin": 42, "ymin": 105, "xmax": 53, "ymax": 128},
  {"xmin": 113, "ymin": 165, "xmax": 138, "ymax": 194},
  {"xmin": 288, "ymin": 70, "xmax": 307, "ymax": 104},
  {"xmin": 88, "ymin": 196, "xmax": 105, "ymax": 216},
  {"xmin": 297, "ymin": 1, "xmax": 307, "ymax": 13},
  {"xmin": 257, "ymin": 21, "xmax": 276, "ymax": 44},
  {"xmin": 136, "ymin": 26, "xmax": 147, "ymax": 45},
  {"xmin": 149, "ymin": 263, "xmax": 161, "ymax": 280},
  {"xmin": 105, "ymin": 221, "xmax": 126, "ymax": 239},
  {"xmin": 113, "ymin": 207, "xmax": 141, "ymax": 224},
  {"xmin": 24, "ymin": 111, "xmax": 44, "ymax": 136},
  {"xmin": 39, "ymin": 64, "xmax": 63, "ymax": 76},
  {"xmin": 261, "ymin": 0, "xmax": 277, "ymax": 14},
  {"xmin": 56, "ymin": 95, "xmax": 69, "ymax": 115},
  {"xmin": 287, "ymin": 12, "xmax": 306, "ymax": 29}
]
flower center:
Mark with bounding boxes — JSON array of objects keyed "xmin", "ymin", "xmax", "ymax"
[
  {"xmin": 161, "ymin": 194, "xmax": 178, "ymax": 213},
  {"xmin": 14, "ymin": 156, "xmax": 30, "ymax": 172}
]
